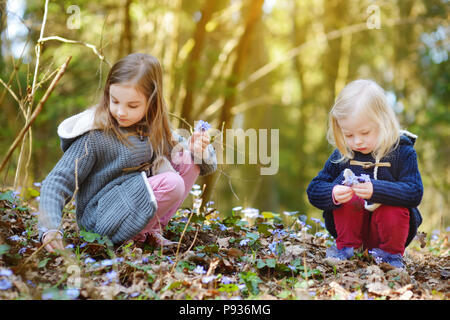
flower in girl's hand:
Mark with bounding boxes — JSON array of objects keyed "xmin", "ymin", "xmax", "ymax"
[
  {"xmin": 194, "ymin": 120, "xmax": 211, "ymax": 132},
  {"xmin": 342, "ymin": 168, "xmax": 371, "ymax": 187}
]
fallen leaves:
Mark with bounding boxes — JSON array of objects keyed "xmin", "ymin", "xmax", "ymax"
[{"xmin": 0, "ymin": 188, "xmax": 449, "ymax": 300}]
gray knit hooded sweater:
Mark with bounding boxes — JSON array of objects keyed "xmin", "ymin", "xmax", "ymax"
[{"xmin": 38, "ymin": 108, "xmax": 217, "ymax": 244}]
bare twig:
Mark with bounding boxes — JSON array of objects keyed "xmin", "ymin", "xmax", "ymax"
[
  {"xmin": 38, "ymin": 36, "xmax": 111, "ymax": 67},
  {"xmin": 0, "ymin": 56, "xmax": 72, "ymax": 174}
]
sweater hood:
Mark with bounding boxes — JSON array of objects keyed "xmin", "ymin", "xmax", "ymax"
[
  {"xmin": 57, "ymin": 108, "xmax": 99, "ymax": 152},
  {"xmin": 399, "ymin": 130, "xmax": 418, "ymax": 146}
]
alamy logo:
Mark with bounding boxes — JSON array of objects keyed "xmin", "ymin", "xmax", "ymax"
[{"xmin": 171, "ymin": 125, "xmax": 279, "ymax": 176}]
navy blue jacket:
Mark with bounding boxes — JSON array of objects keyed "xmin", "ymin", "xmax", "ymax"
[{"xmin": 307, "ymin": 134, "xmax": 423, "ymax": 246}]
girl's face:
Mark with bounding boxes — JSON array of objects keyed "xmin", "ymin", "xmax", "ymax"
[
  {"xmin": 109, "ymin": 83, "xmax": 147, "ymax": 127},
  {"xmin": 337, "ymin": 111, "xmax": 379, "ymax": 155}
]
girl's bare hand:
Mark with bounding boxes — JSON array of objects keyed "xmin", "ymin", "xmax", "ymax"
[
  {"xmin": 351, "ymin": 182, "xmax": 373, "ymax": 199},
  {"xmin": 189, "ymin": 131, "xmax": 211, "ymax": 154},
  {"xmin": 332, "ymin": 185, "xmax": 354, "ymax": 204},
  {"xmin": 42, "ymin": 231, "xmax": 64, "ymax": 253}
]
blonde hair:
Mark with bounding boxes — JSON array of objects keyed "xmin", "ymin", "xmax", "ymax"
[
  {"xmin": 327, "ymin": 79, "xmax": 400, "ymax": 162},
  {"xmin": 93, "ymin": 53, "xmax": 176, "ymax": 157}
]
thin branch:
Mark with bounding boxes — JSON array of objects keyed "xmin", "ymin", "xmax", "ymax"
[
  {"xmin": 38, "ymin": 36, "xmax": 111, "ymax": 66},
  {"xmin": 0, "ymin": 56, "xmax": 72, "ymax": 174}
]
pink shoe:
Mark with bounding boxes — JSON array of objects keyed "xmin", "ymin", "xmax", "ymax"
[{"xmin": 147, "ymin": 230, "xmax": 177, "ymax": 247}]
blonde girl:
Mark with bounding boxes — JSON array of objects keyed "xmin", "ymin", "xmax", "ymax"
[{"xmin": 307, "ymin": 79, "xmax": 423, "ymax": 268}]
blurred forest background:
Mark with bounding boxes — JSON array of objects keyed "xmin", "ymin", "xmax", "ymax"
[{"xmin": 0, "ymin": 0, "xmax": 448, "ymax": 233}]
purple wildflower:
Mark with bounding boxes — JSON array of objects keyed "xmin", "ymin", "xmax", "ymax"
[
  {"xmin": 65, "ymin": 288, "xmax": 80, "ymax": 299},
  {"xmin": 194, "ymin": 265, "xmax": 206, "ymax": 274},
  {"xmin": 195, "ymin": 120, "xmax": 211, "ymax": 132},
  {"xmin": 202, "ymin": 275, "xmax": 216, "ymax": 284},
  {"xmin": 0, "ymin": 279, "xmax": 12, "ymax": 290},
  {"xmin": 84, "ymin": 257, "xmax": 96, "ymax": 264},
  {"xmin": 0, "ymin": 269, "xmax": 13, "ymax": 277},
  {"xmin": 239, "ymin": 238, "xmax": 250, "ymax": 246},
  {"xmin": 105, "ymin": 270, "xmax": 117, "ymax": 280},
  {"xmin": 221, "ymin": 276, "xmax": 233, "ymax": 284}
]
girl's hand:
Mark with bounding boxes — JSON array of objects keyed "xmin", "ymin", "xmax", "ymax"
[
  {"xmin": 42, "ymin": 231, "xmax": 64, "ymax": 253},
  {"xmin": 351, "ymin": 182, "xmax": 373, "ymax": 200},
  {"xmin": 189, "ymin": 131, "xmax": 211, "ymax": 154},
  {"xmin": 332, "ymin": 185, "xmax": 354, "ymax": 204}
]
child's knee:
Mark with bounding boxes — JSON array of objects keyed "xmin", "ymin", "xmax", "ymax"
[
  {"xmin": 374, "ymin": 205, "xmax": 409, "ymax": 225},
  {"xmin": 161, "ymin": 172, "xmax": 185, "ymax": 202}
]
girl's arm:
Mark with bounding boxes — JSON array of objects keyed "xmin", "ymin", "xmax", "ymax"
[
  {"xmin": 370, "ymin": 146, "xmax": 423, "ymax": 207},
  {"xmin": 307, "ymin": 149, "xmax": 345, "ymax": 211},
  {"xmin": 38, "ymin": 132, "xmax": 97, "ymax": 241}
]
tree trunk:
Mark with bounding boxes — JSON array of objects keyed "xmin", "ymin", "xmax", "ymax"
[
  {"xmin": 202, "ymin": 0, "xmax": 264, "ymax": 207},
  {"xmin": 117, "ymin": 0, "xmax": 133, "ymax": 60},
  {"xmin": 179, "ymin": 0, "xmax": 219, "ymax": 128}
]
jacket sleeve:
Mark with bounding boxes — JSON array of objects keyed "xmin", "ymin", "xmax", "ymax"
[
  {"xmin": 171, "ymin": 130, "xmax": 217, "ymax": 176},
  {"xmin": 307, "ymin": 149, "xmax": 345, "ymax": 211},
  {"xmin": 370, "ymin": 146, "xmax": 423, "ymax": 207},
  {"xmin": 38, "ymin": 132, "xmax": 97, "ymax": 237}
]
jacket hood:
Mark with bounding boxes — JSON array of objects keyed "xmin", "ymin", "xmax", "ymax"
[
  {"xmin": 57, "ymin": 108, "xmax": 99, "ymax": 152},
  {"xmin": 399, "ymin": 130, "xmax": 418, "ymax": 146}
]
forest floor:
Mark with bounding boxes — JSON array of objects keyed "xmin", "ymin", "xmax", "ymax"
[{"xmin": 0, "ymin": 188, "xmax": 448, "ymax": 300}]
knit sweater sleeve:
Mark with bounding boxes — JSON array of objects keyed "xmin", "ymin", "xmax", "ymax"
[
  {"xmin": 370, "ymin": 146, "xmax": 423, "ymax": 207},
  {"xmin": 307, "ymin": 149, "xmax": 344, "ymax": 211},
  {"xmin": 38, "ymin": 132, "xmax": 96, "ymax": 236}
]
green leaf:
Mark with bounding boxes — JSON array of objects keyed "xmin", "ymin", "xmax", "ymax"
[
  {"xmin": 257, "ymin": 223, "xmax": 272, "ymax": 237},
  {"xmin": 0, "ymin": 244, "xmax": 11, "ymax": 256},
  {"xmin": 79, "ymin": 230, "xmax": 101, "ymax": 243},
  {"xmin": 0, "ymin": 191, "xmax": 15, "ymax": 203},
  {"xmin": 163, "ymin": 281, "xmax": 183, "ymax": 291},
  {"xmin": 38, "ymin": 258, "xmax": 51, "ymax": 268},
  {"xmin": 266, "ymin": 259, "xmax": 276, "ymax": 268},
  {"xmin": 202, "ymin": 244, "xmax": 219, "ymax": 253},
  {"xmin": 256, "ymin": 259, "xmax": 266, "ymax": 269}
]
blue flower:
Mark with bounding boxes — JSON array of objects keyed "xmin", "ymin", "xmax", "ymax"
[
  {"xmin": 311, "ymin": 217, "xmax": 322, "ymax": 224},
  {"xmin": 0, "ymin": 279, "xmax": 12, "ymax": 290},
  {"xmin": 221, "ymin": 276, "xmax": 233, "ymax": 284},
  {"xmin": 239, "ymin": 238, "xmax": 250, "ymax": 246},
  {"xmin": 101, "ymin": 259, "xmax": 113, "ymax": 267},
  {"xmin": 202, "ymin": 275, "xmax": 216, "ymax": 284},
  {"xmin": 194, "ymin": 265, "xmax": 206, "ymax": 274},
  {"xmin": 8, "ymin": 235, "xmax": 21, "ymax": 242},
  {"xmin": 105, "ymin": 270, "xmax": 117, "ymax": 280},
  {"xmin": 0, "ymin": 269, "xmax": 13, "ymax": 277},
  {"xmin": 18, "ymin": 247, "xmax": 26, "ymax": 255},
  {"xmin": 65, "ymin": 288, "xmax": 80, "ymax": 299},
  {"xmin": 269, "ymin": 240, "xmax": 282, "ymax": 255},
  {"xmin": 84, "ymin": 257, "xmax": 96, "ymax": 264},
  {"xmin": 142, "ymin": 257, "xmax": 149, "ymax": 264},
  {"xmin": 65, "ymin": 244, "xmax": 74, "ymax": 249},
  {"xmin": 166, "ymin": 256, "xmax": 174, "ymax": 264},
  {"xmin": 315, "ymin": 232, "xmax": 324, "ymax": 238},
  {"xmin": 218, "ymin": 223, "xmax": 227, "ymax": 231},
  {"xmin": 195, "ymin": 120, "xmax": 211, "ymax": 132}
]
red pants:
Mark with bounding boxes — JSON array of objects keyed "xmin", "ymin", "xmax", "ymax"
[{"xmin": 333, "ymin": 195, "xmax": 410, "ymax": 255}]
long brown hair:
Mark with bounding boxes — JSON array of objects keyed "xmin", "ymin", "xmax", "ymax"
[{"xmin": 93, "ymin": 53, "xmax": 176, "ymax": 157}]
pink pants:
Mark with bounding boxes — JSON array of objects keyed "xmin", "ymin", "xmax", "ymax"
[
  {"xmin": 333, "ymin": 195, "xmax": 410, "ymax": 255},
  {"xmin": 133, "ymin": 150, "xmax": 200, "ymax": 242}
]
